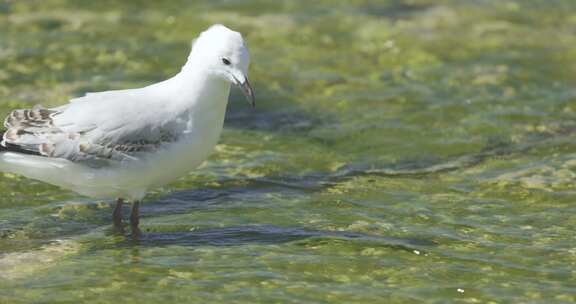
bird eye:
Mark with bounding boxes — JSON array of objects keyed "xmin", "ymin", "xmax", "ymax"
[{"xmin": 222, "ymin": 58, "xmax": 231, "ymax": 65}]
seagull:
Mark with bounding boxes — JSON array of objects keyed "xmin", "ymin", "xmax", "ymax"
[{"xmin": 0, "ymin": 24, "xmax": 255, "ymax": 228}]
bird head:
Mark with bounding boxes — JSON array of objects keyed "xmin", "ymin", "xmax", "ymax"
[{"xmin": 187, "ymin": 24, "xmax": 255, "ymax": 107}]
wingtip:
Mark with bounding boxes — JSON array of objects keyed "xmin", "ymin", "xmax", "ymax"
[{"xmin": 0, "ymin": 131, "xmax": 5, "ymax": 152}]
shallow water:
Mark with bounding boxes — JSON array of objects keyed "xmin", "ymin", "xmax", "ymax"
[{"xmin": 1, "ymin": 0, "xmax": 576, "ymax": 303}]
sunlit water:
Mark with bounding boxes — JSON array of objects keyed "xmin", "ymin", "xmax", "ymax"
[{"xmin": 1, "ymin": 0, "xmax": 575, "ymax": 303}]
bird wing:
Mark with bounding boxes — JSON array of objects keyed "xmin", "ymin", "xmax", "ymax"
[{"xmin": 1, "ymin": 88, "xmax": 183, "ymax": 164}]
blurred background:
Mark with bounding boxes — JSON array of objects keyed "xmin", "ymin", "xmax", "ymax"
[{"xmin": 1, "ymin": 0, "xmax": 575, "ymax": 303}]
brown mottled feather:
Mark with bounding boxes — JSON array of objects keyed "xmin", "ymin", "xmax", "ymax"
[
  {"xmin": 0, "ymin": 131, "xmax": 42, "ymax": 156},
  {"xmin": 2, "ymin": 104, "xmax": 178, "ymax": 162}
]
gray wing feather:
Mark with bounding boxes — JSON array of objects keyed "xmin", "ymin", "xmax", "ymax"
[{"xmin": 1, "ymin": 93, "xmax": 180, "ymax": 163}]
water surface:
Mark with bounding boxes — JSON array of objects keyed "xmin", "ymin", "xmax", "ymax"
[{"xmin": 1, "ymin": 0, "xmax": 576, "ymax": 303}]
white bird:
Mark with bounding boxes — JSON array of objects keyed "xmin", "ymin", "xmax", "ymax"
[{"xmin": 0, "ymin": 24, "xmax": 255, "ymax": 228}]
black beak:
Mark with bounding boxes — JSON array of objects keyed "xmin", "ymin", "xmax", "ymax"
[
  {"xmin": 238, "ymin": 77, "xmax": 255, "ymax": 108},
  {"xmin": 232, "ymin": 73, "xmax": 255, "ymax": 108}
]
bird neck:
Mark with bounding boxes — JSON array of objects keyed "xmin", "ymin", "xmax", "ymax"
[
  {"xmin": 167, "ymin": 66, "xmax": 231, "ymax": 133},
  {"xmin": 172, "ymin": 65, "xmax": 230, "ymax": 104}
]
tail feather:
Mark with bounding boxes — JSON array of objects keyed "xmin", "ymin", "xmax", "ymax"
[
  {"xmin": 0, "ymin": 131, "xmax": 5, "ymax": 152},
  {"xmin": 0, "ymin": 131, "xmax": 42, "ymax": 156}
]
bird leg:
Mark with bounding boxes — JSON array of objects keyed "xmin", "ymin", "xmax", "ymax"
[
  {"xmin": 130, "ymin": 200, "xmax": 140, "ymax": 227},
  {"xmin": 113, "ymin": 198, "xmax": 124, "ymax": 226}
]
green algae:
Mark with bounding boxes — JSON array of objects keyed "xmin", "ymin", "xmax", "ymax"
[{"xmin": 1, "ymin": 0, "xmax": 576, "ymax": 303}]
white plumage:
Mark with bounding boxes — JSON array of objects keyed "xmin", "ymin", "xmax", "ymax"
[{"xmin": 0, "ymin": 24, "xmax": 255, "ymax": 222}]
